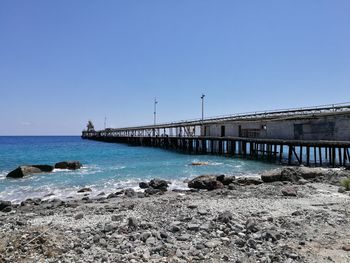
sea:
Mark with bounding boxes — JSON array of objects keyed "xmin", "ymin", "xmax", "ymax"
[{"xmin": 0, "ymin": 136, "xmax": 278, "ymax": 203}]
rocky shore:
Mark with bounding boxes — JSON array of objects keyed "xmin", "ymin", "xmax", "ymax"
[{"xmin": 1, "ymin": 167, "xmax": 350, "ymax": 263}]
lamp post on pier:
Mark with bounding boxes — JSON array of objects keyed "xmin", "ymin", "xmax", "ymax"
[
  {"xmin": 154, "ymin": 97, "xmax": 158, "ymax": 126},
  {"xmin": 201, "ymin": 94, "xmax": 205, "ymax": 136}
]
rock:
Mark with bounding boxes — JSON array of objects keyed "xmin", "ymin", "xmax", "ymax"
[
  {"xmin": 234, "ymin": 238, "xmax": 246, "ymax": 247},
  {"xmin": 145, "ymin": 188, "xmax": 162, "ymax": 195},
  {"xmin": 298, "ymin": 178, "xmax": 308, "ymax": 185},
  {"xmin": 0, "ymin": 200, "xmax": 12, "ymax": 211},
  {"xmin": 149, "ymin": 179, "xmax": 169, "ymax": 191},
  {"xmin": 128, "ymin": 217, "xmax": 138, "ymax": 229},
  {"xmin": 54, "ymin": 161, "xmax": 82, "ymax": 170},
  {"xmin": 217, "ymin": 175, "xmax": 236, "ymax": 185},
  {"xmin": 338, "ymin": 187, "xmax": 346, "ymax": 193},
  {"xmin": 2, "ymin": 206, "xmax": 12, "ymax": 213},
  {"xmin": 191, "ymin": 162, "xmax": 209, "ymax": 166},
  {"xmin": 31, "ymin": 165, "xmax": 54, "ymax": 172},
  {"xmin": 124, "ymin": 188, "xmax": 136, "ymax": 197},
  {"xmin": 261, "ymin": 169, "xmax": 283, "ymax": 183},
  {"xmin": 204, "ymin": 240, "xmax": 222, "ymax": 248},
  {"xmin": 77, "ymin": 187, "xmax": 92, "ymax": 193},
  {"xmin": 188, "ymin": 175, "xmax": 224, "ymax": 190},
  {"xmin": 245, "ymin": 218, "xmax": 259, "ymax": 233},
  {"xmin": 187, "ymin": 224, "xmax": 200, "ymax": 231},
  {"xmin": 140, "ymin": 231, "xmax": 152, "ymax": 242},
  {"xmin": 139, "ymin": 182, "xmax": 149, "ymax": 189},
  {"xmin": 74, "ymin": 213, "xmax": 84, "ymax": 220},
  {"xmin": 111, "ymin": 214, "xmax": 123, "ymax": 221},
  {"xmin": 7, "ymin": 166, "xmax": 43, "ymax": 178},
  {"xmin": 236, "ymin": 177, "xmax": 263, "ymax": 185},
  {"xmin": 342, "ymin": 244, "xmax": 350, "ymax": 251},
  {"xmin": 217, "ymin": 211, "xmax": 233, "ymax": 223},
  {"xmin": 281, "ymin": 186, "xmax": 297, "ymax": 197}
]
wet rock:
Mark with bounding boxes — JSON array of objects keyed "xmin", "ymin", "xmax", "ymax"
[
  {"xmin": 139, "ymin": 182, "xmax": 149, "ymax": 189},
  {"xmin": 7, "ymin": 166, "xmax": 43, "ymax": 178},
  {"xmin": 31, "ymin": 165, "xmax": 54, "ymax": 172},
  {"xmin": 191, "ymin": 162, "xmax": 209, "ymax": 166},
  {"xmin": 77, "ymin": 187, "xmax": 92, "ymax": 193},
  {"xmin": 281, "ymin": 186, "xmax": 297, "ymax": 197},
  {"xmin": 54, "ymin": 161, "xmax": 82, "ymax": 170}
]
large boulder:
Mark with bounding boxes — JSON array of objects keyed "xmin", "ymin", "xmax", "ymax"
[
  {"xmin": 188, "ymin": 175, "xmax": 224, "ymax": 190},
  {"xmin": 261, "ymin": 167, "xmax": 330, "ymax": 183},
  {"xmin": 261, "ymin": 169, "xmax": 283, "ymax": 182},
  {"xmin": 149, "ymin": 179, "xmax": 169, "ymax": 191},
  {"xmin": 55, "ymin": 161, "xmax": 82, "ymax": 170},
  {"xmin": 0, "ymin": 200, "xmax": 12, "ymax": 212},
  {"xmin": 7, "ymin": 166, "xmax": 43, "ymax": 178},
  {"xmin": 32, "ymin": 165, "xmax": 54, "ymax": 172}
]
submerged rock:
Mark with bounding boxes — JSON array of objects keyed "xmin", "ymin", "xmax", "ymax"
[
  {"xmin": 55, "ymin": 161, "xmax": 82, "ymax": 170},
  {"xmin": 191, "ymin": 162, "xmax": 209, "ymax": 166}
]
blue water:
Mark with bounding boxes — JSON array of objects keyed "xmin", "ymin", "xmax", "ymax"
[{"xmin": 0, "ymin": 136, "xmax": 277, "ymax": 202}]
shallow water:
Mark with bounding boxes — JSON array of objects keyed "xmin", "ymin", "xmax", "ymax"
[{"xmin": 0, "ymin": 136, "xmax": 278, "ymax": 202}]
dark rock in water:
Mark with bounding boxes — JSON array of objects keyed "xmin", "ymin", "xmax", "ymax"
[
  {"xmin": 0, "ymin": 200, "xmax": 12, "ymax": 211},
  {"xmin": 7, "ymin": 166, "xmax": 42, "ymax": 178},
  {"xmin": 77, "ymin": 187, "xmax": 92, "ymax": 193},
  {"xmin": 149, "ymin": 179, "xmax": 169, "ymax": 191},
  {"xmin": 139, "ymin": 182, "xmax": 149, "ymax": 189},
  {"xmin": 31, "ymin": 165, "xmax": 54, "ymax": 172},
  {"xmin": 281, "ymin": 186, "xmax": 297, "ymax": 197},
  {"xmin": 188, "ymin": 175, "xmax": 224, "ymax": 190},
  {"xmin": 55, "ymin": 161, "xmax": 82, "ymax": 170}
]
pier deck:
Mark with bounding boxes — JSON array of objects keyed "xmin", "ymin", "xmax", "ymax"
[{"xmin": 82, "ymin": 103, "xmax": 350, "ymax": 167}]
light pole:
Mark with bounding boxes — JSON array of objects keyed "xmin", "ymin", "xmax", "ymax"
[
  {"xmin": 154, "ymin": 97, "xmax": 158, "ymax": 126},
  {"xmin": 201, "ymin": 94, "xmax": 205, "ymax": 123},
  {"xmin": 201, "ymin": 94, "xmax": 205, "ymax": 136}
]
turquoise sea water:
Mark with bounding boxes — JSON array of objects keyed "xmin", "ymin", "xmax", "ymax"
[{"xmin": 0, "ymin": 136, "xmax": 277, "ymax": 202}]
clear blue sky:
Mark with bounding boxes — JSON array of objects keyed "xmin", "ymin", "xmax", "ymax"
[{"xmin": 0, "ymin": 1, "xmax": 349, "ymax": 135}]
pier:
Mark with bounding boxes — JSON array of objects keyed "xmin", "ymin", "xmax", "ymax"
[{"xmin": 82, "ymin": 103, "xmax": 350, "ymax": 167}]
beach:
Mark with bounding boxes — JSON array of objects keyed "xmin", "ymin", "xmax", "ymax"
[{"xmin": 1, "ymin": 167, "xmax": 350, "ymax": 263}]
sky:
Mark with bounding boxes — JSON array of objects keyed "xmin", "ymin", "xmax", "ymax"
[{"xmin": 0, "ymin": 1, "xmax": 349, "ymax": 135}]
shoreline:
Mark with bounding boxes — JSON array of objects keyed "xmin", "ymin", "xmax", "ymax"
[{"xmin": 0, "ymin": 167, "xmax": 350, "ymax": 262}]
